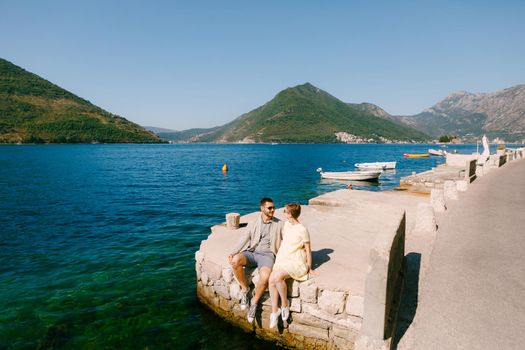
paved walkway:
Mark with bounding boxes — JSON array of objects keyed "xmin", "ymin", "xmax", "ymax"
[{"xmin": 405, "ymin": 158, "xmax": 525, "ymax": 349}]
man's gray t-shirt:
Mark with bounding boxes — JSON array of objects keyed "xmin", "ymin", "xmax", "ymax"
[{"xmin": 254, "ymin": 219, "xmax": 273, "ymax": 254}]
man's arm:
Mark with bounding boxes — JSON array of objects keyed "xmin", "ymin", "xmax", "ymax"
[{"xmin": 230, "ymin": 222, "xmax": 253, "ymax": 255}]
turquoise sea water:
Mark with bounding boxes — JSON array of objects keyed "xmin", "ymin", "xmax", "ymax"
[{"xmin": 0, "ymin": 144, "xmax": 499, "ymax": 349}]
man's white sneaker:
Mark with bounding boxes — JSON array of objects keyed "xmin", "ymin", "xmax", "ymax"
[
  {"xmin": 269, "ymin": 310, "xmax": 280, "ymax": 328},
  {"xmin": 240, "ymin": 291, "xmax": 248, "ymax": 311},
  {"xmin": 247, "ymin": 304, "xmax": 257, "ymax": 323}
]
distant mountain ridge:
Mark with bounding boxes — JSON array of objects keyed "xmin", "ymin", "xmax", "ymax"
[
  {"xmin": 0, "ymin": 58, "xmax": 160, "ymax": 143},
  {"xmin": 144, "ymin": 126, "xmax": 177, "ymax": 134},
  {"xmin": 390, "ymin": 85, "xmax": 525, "ymax": 142},
  {"xmin": 8, "ymin": 55, "xmax": 519, "ymax": 144},
  {"xmin": 165, "ymin": 83, "xmax": 428, "ymax": 143},
  {"xmin": 157, "ymin": 127, "xmax": 221, "ymax": 143}
]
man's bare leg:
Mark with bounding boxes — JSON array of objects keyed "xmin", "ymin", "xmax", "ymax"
[
  {"xmin": 229, "ymin": 253, "xmax": 249, "ymax": 292},
  {"xmin": 252, "ymin": 266, "xmax": 271, "ymax": 305},
  {"xmin": 246, "ymin": 266, "xmax": 272, "ymax": 323}
]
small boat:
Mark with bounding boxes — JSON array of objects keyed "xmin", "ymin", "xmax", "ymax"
[
  {"xmin": 316, "ymin": 168, "xmax": 381, "ymax": 181},
  {"xmin": 320, "ymin": 178, "xmax": 380, "ymax": 187},
  {"xmin": 355, "ymin": 161, "xmax": 396, "ymax": 170},
  {"xmin": 403, "ymin": 153, "xmax": 430, "ymax": 158},
  {"xmin": 428, "ymin": 149, "xmax": 446, "ymax": 156}
]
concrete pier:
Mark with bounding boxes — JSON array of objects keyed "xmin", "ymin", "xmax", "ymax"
[
  {"xmin": 195, "ymin": 147, "xmax": 525, "ymax": 349},
  {"xmin": 196, "ymin": 188, "xmax": 431, "ymax": 349},
  {"xmin": 396, "ymin": 148, "xmax": 525, "ymax": 349}
]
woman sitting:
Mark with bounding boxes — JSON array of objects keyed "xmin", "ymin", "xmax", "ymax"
[{"xmin": 268, "ymin": 202, "xmax": 315, "ymax": 328}]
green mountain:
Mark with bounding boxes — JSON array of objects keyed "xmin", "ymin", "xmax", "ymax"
[
  {"xmin": 0, "ymin": 58, "xmax": 160, "ymax": 143},
  {"xmin": 186, "ymin": 83, "xmax": 429, "ymax": 143}
]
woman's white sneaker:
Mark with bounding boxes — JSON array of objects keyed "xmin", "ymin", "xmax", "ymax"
[
  {"xmin": 269, "ymin": 310, "xmax": 280, "ymax": 328},
  {"xmin": 281, "ymin": 305, "xmax": 290, "ymax": 321}
]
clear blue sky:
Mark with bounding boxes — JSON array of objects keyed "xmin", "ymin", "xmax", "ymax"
[{"xmin": 1, "ymin": 1, "xmax": 524, "ymax": 130}]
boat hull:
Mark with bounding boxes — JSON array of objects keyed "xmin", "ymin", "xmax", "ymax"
[
  {"xmin": 428, "ymin": 149, "xmax": 445, "ymax": 156},
  {"xmin": 355, "ymin": 161, "xmax": 396, "ymax": 170},
  {"xmin": 403, "ymin": 153, "xmax": 430, "ymax": 158},
  {"xmin": 319, "ymin": 170, "xmax": 381, "ymax": 181}
]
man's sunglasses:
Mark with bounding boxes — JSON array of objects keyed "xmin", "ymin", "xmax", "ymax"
[{"xmin": 265, "ymin": 206, "xmax": 275, "ymax": 210}]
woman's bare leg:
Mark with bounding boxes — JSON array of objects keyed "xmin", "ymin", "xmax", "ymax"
[
  {"xmin": 268, "ymin": 271, "xmax": 280, "ymax": 314},
  {"xmin": 272, "ymin": 270, "xmax": 290, "ymax": 308}
]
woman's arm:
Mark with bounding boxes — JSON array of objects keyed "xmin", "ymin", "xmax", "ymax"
[{"xmin": 304, "ymin": 242, "xmax": 312, "ymax": 272}]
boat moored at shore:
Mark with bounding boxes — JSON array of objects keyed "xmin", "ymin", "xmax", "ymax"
[
  {"xmin": 428, "ymin": 149, "xmax": 446, "ymax": 156},
  {"xmin": 316, "ymin": 168, "xmax": 381, "ymax": 181},
  {"xmin": 403, "ymin": 153, "xmax": 430, "ymax": 158}
]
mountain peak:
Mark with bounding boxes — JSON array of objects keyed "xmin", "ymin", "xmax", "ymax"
[
  {"xmin": 276, "ymin": 83, "xmax": 334, "ymax": 102},
  {"xmin": 284, "ymin": 82, "xmax": 322, "ymax": 94},
  {"xmin": 297, "ymin": 82, "xmax": 319, "ymax": 90},
  {"xmin": 446, "ymin": 90, "xmax": 473, "ymax": 98}
]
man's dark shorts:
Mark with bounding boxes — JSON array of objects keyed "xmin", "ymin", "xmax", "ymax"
[{"xmin": 242, "ymin": 251, "xmax": 275, "ymax": 269}]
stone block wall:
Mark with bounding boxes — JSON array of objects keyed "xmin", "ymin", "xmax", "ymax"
[
  {"xmin": 357, "ymin": 213, "xmax": 405, "ymax": 350},
  {"xmin": 195, "ymin": 250, "xmax": 363, "ymax": 349}
]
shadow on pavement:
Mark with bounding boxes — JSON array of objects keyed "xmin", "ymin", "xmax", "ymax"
[
  {"xmin": 392, "ymin": 252, "xmax": 421, "ymax": 349},
  {"xmin": 312, "ymin": 248, "xmax": 334, "ymax": 269}
]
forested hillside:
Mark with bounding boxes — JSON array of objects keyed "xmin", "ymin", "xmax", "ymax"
[{"xmin": 0, "ymin": 58, "xmax": 160, "ymax": 143}]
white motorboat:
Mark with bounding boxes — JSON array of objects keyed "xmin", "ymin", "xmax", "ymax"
[
  {"xmin": 316, "ymin": 168, "xmax": 381, "ymax": 181},
  {"xmin": 354, "ymin": 161, "xmax": 396, "ymax": 170},
  {"xmin": 428, "ymin": 148, "xmax": 446, "ymax": 156}
]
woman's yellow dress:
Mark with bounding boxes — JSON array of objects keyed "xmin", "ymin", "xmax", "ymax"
[{"xmin": 273, "ymin": 221, "xmax": 310, "ymax": 281}]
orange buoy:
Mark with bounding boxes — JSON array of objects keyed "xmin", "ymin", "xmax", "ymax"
[{"xmin": 221, "ymin": 163, "xmax": 228, "ymax": 172}]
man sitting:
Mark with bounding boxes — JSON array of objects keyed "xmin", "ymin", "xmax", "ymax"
[{"xmin": 228, "ymin": 197, "xmax": 283, "ymax": 323}]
